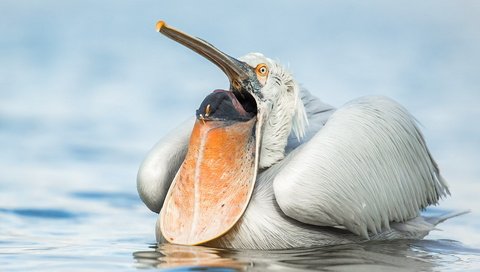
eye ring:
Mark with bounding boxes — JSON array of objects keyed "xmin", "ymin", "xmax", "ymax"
[{"xmin": 255, "ymin": 64, "xmax": 269, "ymax": 76}]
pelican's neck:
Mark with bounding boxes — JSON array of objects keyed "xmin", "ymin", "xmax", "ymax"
[{"xmin": 258, "ymin": 101, "xmax": 296, "ymax": 169}]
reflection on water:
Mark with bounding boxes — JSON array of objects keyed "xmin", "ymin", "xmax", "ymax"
[
  {"xmin": 134, "ymin": 240, "xmax": 480, "ymax": 271},
  {"xmin": 134, "ymin": 244, "xmax": 249, "ymax": 270}
]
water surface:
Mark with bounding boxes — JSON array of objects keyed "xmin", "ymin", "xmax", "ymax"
[{"xmin": 1, "ymin": 1, "xmax": 479, "ymax": 271}]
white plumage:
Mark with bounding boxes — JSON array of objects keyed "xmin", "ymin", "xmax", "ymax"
[
  {"xmin": 274, "ymin": 95, "xmax": 449, "ymax": 238},
  {"xmin": 138, "ymin": 52, "xmax": 451, "ymax": 249}
]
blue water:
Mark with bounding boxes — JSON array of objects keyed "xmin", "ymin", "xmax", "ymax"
[{"xmin": 1, "ymin": 1, "xmax": 480, "ymax": 271}]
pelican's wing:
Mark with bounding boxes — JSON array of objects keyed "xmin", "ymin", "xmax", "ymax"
[
  {"xmin": 137, "ymin": 118, "xmax": 194, "ymax": 213},
  {"xmin": 273, "ymin": 96, "xmax": 450, "ymax": 238}
]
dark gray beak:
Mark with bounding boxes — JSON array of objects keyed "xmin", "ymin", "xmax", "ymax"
[{"xmin": 156, "ymin": 21, "xmax": 252, "ymax": 92}]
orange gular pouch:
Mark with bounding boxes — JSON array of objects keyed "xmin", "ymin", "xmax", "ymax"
[{"xmin": 160, "ymin": 89, "xmax": 259, "ymax": 245}]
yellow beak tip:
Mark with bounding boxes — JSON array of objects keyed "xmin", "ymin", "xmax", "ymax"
[{"xmin": 156, "ymin": 20, "xmax": 166, "ymax": 32}]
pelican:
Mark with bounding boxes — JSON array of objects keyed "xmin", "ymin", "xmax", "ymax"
[{"xmin": 137, "ymin": 21, "xmax": 455, "ymax": 250}]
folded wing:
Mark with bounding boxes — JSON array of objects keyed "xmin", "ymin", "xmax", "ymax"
[
  {"xmin": 273, "ymin": 96, "xmax": 449, "ymax": 238},
  {"xmin": 137, "ymin": 118, "xmax": 194, "ymax": 213}
]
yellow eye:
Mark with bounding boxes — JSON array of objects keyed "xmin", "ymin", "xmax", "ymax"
[{"xmin": 255, "ymin": 64, "xmax": 269, "ymax": 76}]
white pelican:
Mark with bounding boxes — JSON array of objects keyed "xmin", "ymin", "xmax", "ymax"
[{"xmin": 137, "ymin": 21, "xmax": 454, "ymax": 250}]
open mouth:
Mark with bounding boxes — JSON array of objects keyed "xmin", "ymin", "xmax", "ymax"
[
  {"xmin": 233, "ymin": 90, "xmax": 257, "ymax": 117},
  {"xmin": 196, "ymin": 90, "xmax": 258, "ymax": 122}
]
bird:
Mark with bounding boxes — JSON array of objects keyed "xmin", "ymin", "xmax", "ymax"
[{"xmin": 137, "ymin": 21, "xmax": 455, "ymax": 250}]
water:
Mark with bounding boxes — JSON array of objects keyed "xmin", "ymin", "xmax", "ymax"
[
  {"xmin": 1, "ymin": 1, "xmax": 480, "ymax": 271},
  {"xmin": 134, "ymin": 240, "xmax": 480, "ymax": 271}
]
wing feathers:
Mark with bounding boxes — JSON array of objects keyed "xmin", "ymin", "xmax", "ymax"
[
  {"xmin": 137, "ymin": 118, "xmax": 194, "ymax": 213},
  {"xmin": 273, "ymin": 96, "xmax": 449, "ymax": 238}
]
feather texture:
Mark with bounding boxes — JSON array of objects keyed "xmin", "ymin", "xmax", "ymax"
[{"xmin": 273, "ymin": 96, "xmax": 450, "ymax": 238}]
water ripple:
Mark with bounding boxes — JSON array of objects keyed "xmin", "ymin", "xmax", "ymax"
[
  {"xmin": 0, "ymin": 208, "xmax": 78, "ymax": 219},
  {"xmin": 133, "ymin": 240, "xmax": 480, "ymax": 271}
]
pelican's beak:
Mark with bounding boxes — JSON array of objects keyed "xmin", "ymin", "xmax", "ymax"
[
  {"xmin": 155, "ymin": 21, "xmax": 258, "ymax": 94},
  {"xmin": 157, "ymin": 21, "xmax": 263, "ymax": 245}
]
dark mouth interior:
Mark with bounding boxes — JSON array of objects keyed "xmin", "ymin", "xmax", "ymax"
[
  {"xmin": 233, "ymin": 90, "xmax": 257, "ymax": 116},
  {"xmin": 196, "ymin": 89, "xmax": 257, "ymax": 122}
]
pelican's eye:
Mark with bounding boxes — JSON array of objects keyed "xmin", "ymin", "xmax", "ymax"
[
  {"xmin": 255, "ymin": 63, "xmax": 269, "ymax": 85},
  {"xmin": 255, "ymin": 64, "xmax": 269, "ymax": 76}
]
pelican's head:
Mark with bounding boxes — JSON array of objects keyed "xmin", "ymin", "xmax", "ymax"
[
  {"xmin": 155, "ymin": 21, "xmax": 307, "ymax": 245},
  {"xmin": 237, "ymin": 53, "xmax": 308, "ymax": 168}
]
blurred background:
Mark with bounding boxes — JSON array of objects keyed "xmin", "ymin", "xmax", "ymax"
[{"xmin": 0, "ymin": 0, "xmax": 479, "ymax": 268}]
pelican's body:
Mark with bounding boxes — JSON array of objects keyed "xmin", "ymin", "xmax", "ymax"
[
  {"xmin": 140, "ymin": 89, "xmax": 448, "ymax": 249},
  {"xmin": 137, "ymin": 22, "xmax": 451, "ymax": 249}
]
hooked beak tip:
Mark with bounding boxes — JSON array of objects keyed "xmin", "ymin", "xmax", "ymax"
[{"xmin": 156, "ymin": 20, "xmax": 166, "ymax": 32}]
